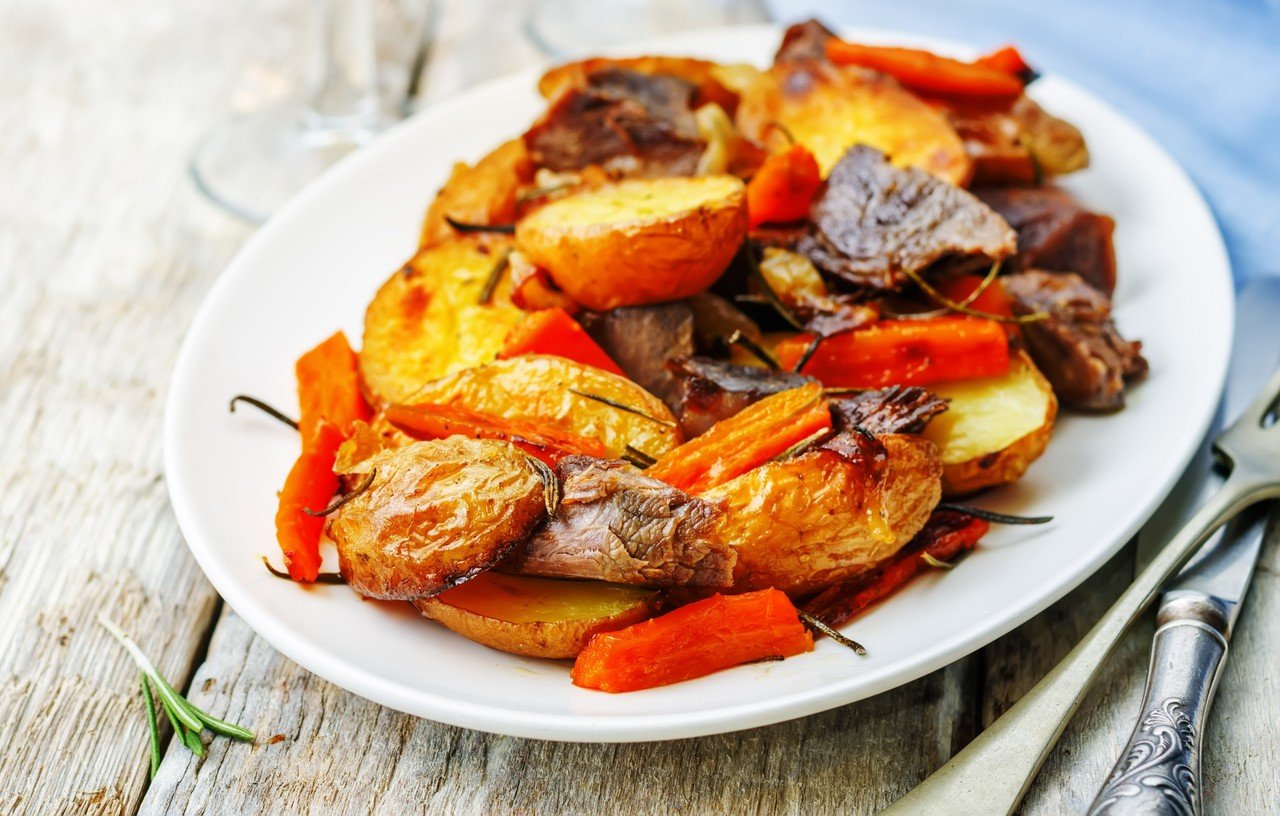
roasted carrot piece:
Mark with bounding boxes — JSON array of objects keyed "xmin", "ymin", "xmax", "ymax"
[
  {"xmin": 825, "ymin": 40, "xmax": 1024, "ymax": 100},
  {"xmin": 746, "ymin": 144, "xmax": 822, "ymax": 228},
  {"xmin": 775, "ymin": 317, "xmax": 1009, "ymax": 388},
  {"xmin": 974, "ymin": 45, "xmax": 1037, "ymax": 83},
  {"xmin": 275, "ymin": 422, "xmax": 344, "ymax": 582},
  {"xmin": 571, "ymin": 588, "xmax": 814, "ymax": 692},
  {"xmin": 277, "ymin": 332, "xmax": 373, "ymax": 582},
  {"xmin": 498, "ymin": 307, "xmax": 625, "ymax": 377},
  {"xmin": 802, "ymin": 509, "xmax": 989, "ymax": 627},
  {"xmin": 295, "ymin": 331, "xmax": 372, "ymax": 443},
  {"xmin": 645, "ymin": 383, "xmax": 831, "ymax": 494},
  {"xmin": 385, "ymin": 402, "xmax": 609, "ymax": 464}
]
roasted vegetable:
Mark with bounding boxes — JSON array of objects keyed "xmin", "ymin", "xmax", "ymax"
[
  {"xmin": 419, "ymin": 139, "xmax": 532, "ymax": 248},
  {"xmin": 737, "ymin": 58, "xmax": 971, "ymax": 183},
  {"xmin": 775, "ymin": 316, "xmax": 1011, "ymax": 388},
  {"xmin": 646, "ymin": 382, "xmax": 831, "ymax": 494},
  {"xmin": 295, "ymin": 331, "xmax": 373, "ymax": 442},
  {"xmin": 383, "ymin": 402, "xmax": 608, "ymax": 465},
  {"xmin": 404, "ymin": 355, "xmax": 683, "ymax": 459},
  {"xmin": 536, "ymin": 56, "xmax": 740, "ymax": 113},
  {"xmin": 498, "ymin": 307, "xmax": 625, "ymax": 376},
  {"xmin": 415, "ymin": 572, "xmax": 656, "ymax": 659},
  {"xmin": 922, "ymin": 351, "xmax": 1057, "ymax": 495},
  {"xmin": 746, "ymin": 144, "xmax": 822, "ymax": 228},
  {"xmin": 515, "ymin": 175, "xmax": 748, "ymax": 310},
  {"xmin": 330, "ymin": 438, "xmax": 547, "ymax": 600},
  {"xmin": 825, "ymin": 40, "xmax": 1024, "ymax": 100},
  {"xmin": 571, "ymin": 588, "xmax": 814, "ymax": 692},
  {"xmin": 703, "ymin": 432, "xmax": 942, "ymax": 596},
  {"xmin": 360, "ymin": 238, "xmax": 524, "ymax": 405}
]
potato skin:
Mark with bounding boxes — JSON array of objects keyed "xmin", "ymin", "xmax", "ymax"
[
  {"xmin": 330, "ymin": 438, "xmax": 546, "ymax": 600},
  {"xmin": 702, "ymin": 433, "xmax": 942, "ymax": 596},
  {"xmin": 737, "ymin": 61, "xmax": 971, "ymax": 185},
  {"xmin": 515, "ymin": 176, "xmax": 748, "ymax": 311},
  {"xmin": 419, "ymin": 139, "xmax": 532, "ymax": 249},
  {"xmin": 359, "ymin": 238, "xmax": 524, "ymax": 406},
  {"xmin": 405, "ymin": 355, "xmax": 683, "ymax": 459},
  {"xmin": 923, "ymin": 351, "xmax": 1058, "ymax": 496},
  {"xmin": 414, "ymin": 575, "xmax": 655, "ymax": 659}
]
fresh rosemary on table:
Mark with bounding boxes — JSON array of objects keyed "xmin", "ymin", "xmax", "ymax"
[{"xmin": 99, "ymin": 614, "xmax": 255, "ymax": 776}]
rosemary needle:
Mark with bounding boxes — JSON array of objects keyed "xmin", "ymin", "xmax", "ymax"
[{"xmin": 140, "ymin": 673, "xmax": 161, "ymax": 778}]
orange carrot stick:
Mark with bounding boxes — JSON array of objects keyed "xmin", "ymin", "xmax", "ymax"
[
  {"xmin": 385, "ymin": 402, "xmax": 609, "ymax": 464},
  {"xmin": 295, "ymin": 331, "xmax": 372, "ymax": 444},
  {"xmin": 645, "ymin": 383, "xmax": 831, "ymax": 494},
  {"xmin": 275, "ymin": 422, "xmax": 343, "ymax": 582},
  {"xmin": 974, "ymin": 45, "xmax": 1036, "ymax": 83},
  {"xmin": 746, "ymin": 144, "xmax": 822, "ymax": 228},
  {"xmin": 775, "ymin": 317, "xmax": 1009, "ymax": 388},
  {"xmin": 498, "ymin": 307, "xmax": 625, "ymax": 377},
  {"xmin": 571, "ymin": 588, "xmax": 814, "ymax": 692},
  {"xmin": 825, "ymin": 40, "xmax": 1024, "ymax": 100}
]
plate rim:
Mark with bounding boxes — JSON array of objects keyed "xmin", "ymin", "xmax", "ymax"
[{"xmin": 164, "ymin": 23, "xmax": 1234, "ymax": 742}]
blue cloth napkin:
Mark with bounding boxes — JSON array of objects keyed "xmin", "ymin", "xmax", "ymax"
[{"xmin": 762, "ymin": 0, "xmax": 1280, "ymax": 288}]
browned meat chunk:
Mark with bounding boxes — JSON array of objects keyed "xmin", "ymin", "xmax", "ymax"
[
  {"xmin": 668, "ymin": 357, "xmax": 813, "ymax": 437},
  {"xmin": 510, "ymin": 456, "xmax": 734, "ymax": 587},
  {"xmin": 774, "ymin": 18, "xmax": 838, "ymax": 63},
  {"xmin": 830, "ymin": 386, "xmax": 949, "ymax": 435},
  {"xmin": 975, "ymin": 186, "xmax": 1116, "ymax": 295},
  {"xmin": 1004, "ymin": 271, "xmax": 1146, "ymax": 411},
  {"xmin": 582, "ymin": 301, "xmax": 695, "ymax": 411},
  {"xmin": 799, "ymin": 146, "xmax": 1016, "ymax": 290},
  {"xmin": 523, "ymin": 68, "xmax": 704, "ymax": 177}
]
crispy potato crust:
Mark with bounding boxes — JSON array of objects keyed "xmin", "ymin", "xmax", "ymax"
[
  {"xmin": 415, "ymin": 573, "xmax": 655, "ymax": 658},
  {"xmin": 702, "ymin": 433, "xmax": 942, "ymax": 596},
  {"xmin": 515, "ymin": 175, "xmax": 748, "ymax": 310},
  {"xmin": 923, "ymin": 351, "xmax": 1058, "ymax": 496},
  {"xmin": 737, "ymin": 61, "xmax": 971, "ymax": 185},
  {"xmin": 419, "ymin": 139, "xmax": 532, "ymax": 248},
  {"xmin": 405, "ymin": 355, "xmax": 684, "ymax": 459},
  {"xmin": 330, "ymin": 438, "xmax": 546, "ymax": 600},
  {"xmin": 359, "ymin": 238, "xmax": 524, "ymax": 406},
  {"xmin": 536, "ymin": 56, "xmax": 740, "ymax": 112}
]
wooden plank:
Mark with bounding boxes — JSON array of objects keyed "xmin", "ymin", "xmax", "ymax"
[{"xmin": 139, "ymin": 605, "xmax": 977, "ymax": 816}]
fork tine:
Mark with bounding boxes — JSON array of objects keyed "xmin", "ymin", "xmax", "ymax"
[{"xmin": 1227, "ymin": 366, "xmax": 1280, "ymax": 433}]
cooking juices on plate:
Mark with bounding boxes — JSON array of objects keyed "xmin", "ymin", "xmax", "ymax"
[{"xmin": 240, "ymin": 19, "xmax": 1145, "ymax": 693}]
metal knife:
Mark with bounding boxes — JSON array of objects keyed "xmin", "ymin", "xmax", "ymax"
[{"xmin": 1088, "ymin": 503, "xmax": 1276, "ymax": 815}]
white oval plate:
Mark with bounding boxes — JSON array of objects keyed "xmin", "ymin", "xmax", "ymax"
[{"xmin": 165, "ymin": 25, "xmax": 1232, "ymax": 742}]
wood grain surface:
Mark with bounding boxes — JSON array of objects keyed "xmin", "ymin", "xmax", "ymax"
[{"xmin": 0, "ymin": 0, "xmax": 1271, "ymax": 814}]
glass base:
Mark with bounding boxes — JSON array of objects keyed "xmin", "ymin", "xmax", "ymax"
[{"xmin": 190, "ymin": 102, "xmax": 383, "ymax": 224}]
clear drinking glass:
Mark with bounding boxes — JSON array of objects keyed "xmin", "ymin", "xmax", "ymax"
[
  {"xmin": 190, "ymin": 0, "xmax": 386, "ymax": 224},
  {"xmin": 524, "ymin": 0, "xmax": 772, "ymax": 58}
]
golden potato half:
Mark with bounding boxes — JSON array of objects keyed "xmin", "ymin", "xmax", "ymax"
[
  {"xmin": 737, "ymin": 61, "xmax": 971, "ymax": 184},
  {"xmin": 415, "ymin": 572, "xmax": 655, "ymax": 659},
  {"xmin": 703, "ymin": 433, "xmax": 942, "ymax": 596},
  {"xmin": 923, "ymin": 351, "xmax": 1058, "ymax": 496},
  {"xmin": 515, "ymin": 175, "xmax": 748, "ymax": 311},
  {"xmin": 406, "ymin": 354, "xmax": 683, "ymax": 459},
  {"xmin": 330, "ymin": 438, "xmax": 547, "ymax": 600},
  {"xmin": 359, "ymin": 238, "xmax": 524, "ymax": 406}
]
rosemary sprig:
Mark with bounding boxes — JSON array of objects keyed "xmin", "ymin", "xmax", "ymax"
[
  {"xmin": 478, "ymin": 248, "xmax": 512, "ymax": 305},
  {"xmin": 228, "ymin": 395, "xmax": 298, "ymax": 430},
  {"xmin": 936, "ymin": 503, "xmax": 1054, "ymax": 525},
  {"xmin": 921, "ymin": 552, "xmax": 956, "ymax": 570},
  {"xmin": 261, "ymin": 557, "xmax": 346, "ymax": 584},
  {"xmin": 797, "ymin": 610, "xmax": 867, "ymax": 656},
  {"xmin": 445, "ymin": 215, "xmax": 516, "ymax": 235},
  {"xmin": 902, "ymin": 262, "xmax": 1048, "ymax": 324},
  {"xmin": 524, "ymin": 454, "xmax": 562, "ymax": 518},
  {"xmin": 770, "ymin": 427, "xmax": 832, "ymax": 462},
  {"xmin": 792, "ymin": 334, "xmax": 823, "ymax": 373},
  {"xmin": 100, "ymin": 614, "xmax": 255, "ymax": 771},
  {"xmin": 568, "ymin": 389, "xmax": 677, "ymax": 428},
  {"xmin": 303, "ymin": 469, "xmax": 377, "ymax": 517},
  {"xmin": 623, "ymin": 444, "xmax": 657, "ymax": 468},
  {"xmin": 742, "ymin": 243, "xmax": 806, "ymax": 330},
  {"xmin": 727, "ymin": 330, "xmax": 781, "ymax": 370}
]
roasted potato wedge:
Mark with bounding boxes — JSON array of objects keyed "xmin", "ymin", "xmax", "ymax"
[
  {"xmin": 737, "ymin": 61, "xmax": 971, "ymax": 184},
  {"xmin": 415, "ymin": 572, "xmax": 655, "ymax": 658},
  {"xmin": 330, "ymin": 438, "xmax": 547, "ymax": 600},
  {"xmin": 359, "ymin": 238, "xmax": 524, "ymax": 405},
  {"xmin": 405, "ymin": 355, "xmax": 683, "ymax": 459},
  {"xmin": 702, "ymin": 432, "xmax": 942, "ymax": 596},
  {"xmin": 537, "ymin": 56, "xmax": 740, "ymax": 112},
  {"xmin": 419, "ymin": 139, "xmax": 532, "ymax": 249},
  {"xmin": 923, "ymin": 351, "xmax": 1058, "ymax": 496},
  {"xmin": 515, "ymin": 175, "xmax": 748, "ymax": 311}
]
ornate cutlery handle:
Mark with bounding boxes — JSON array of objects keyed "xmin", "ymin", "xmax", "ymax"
[{"xmin": 1088, "ymin": 594, "xmax": 1228, "ymax": 816}]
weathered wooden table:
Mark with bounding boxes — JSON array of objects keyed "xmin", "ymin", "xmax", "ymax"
[{"xmin": 2, "ymin": 0, "xmax": 1275, "ymax": 812}]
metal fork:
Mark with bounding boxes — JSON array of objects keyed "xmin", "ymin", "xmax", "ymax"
[{"xmin": 880, "ymin": 366, "xmax": 1280, "ymax": 815}]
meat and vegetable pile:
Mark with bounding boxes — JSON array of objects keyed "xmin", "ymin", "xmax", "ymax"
[{"xmin": 252, "ymin": 20, "xmax": 1147, "ymax": 693}]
